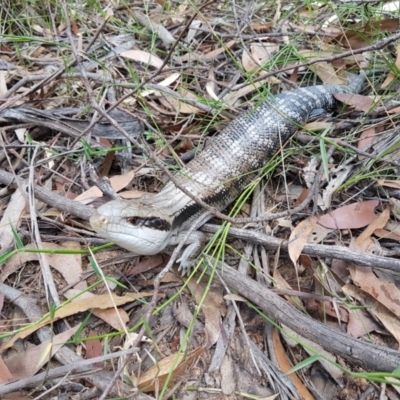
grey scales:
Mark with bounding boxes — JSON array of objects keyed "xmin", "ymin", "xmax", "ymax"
[{"xmin": 90, "ymin": 72, "xmax": 373, "ymax": 273}]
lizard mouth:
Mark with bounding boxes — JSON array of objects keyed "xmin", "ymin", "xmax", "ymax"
[{"xmin": 90, "ymin": 208, "xmax": 171, "ymax": 255}]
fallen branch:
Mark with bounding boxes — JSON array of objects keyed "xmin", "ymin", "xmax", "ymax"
[
  {"xmin": 213, "ymin": 261, "xmax": 400, "ymax": 371},
  {"xmin": 202, "ymin": 224, "xmax": 400, "ymax": 272}
]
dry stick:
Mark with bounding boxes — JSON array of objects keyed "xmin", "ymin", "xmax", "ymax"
[
  {"xmin": 201, "ymin": 224, "xmax": 400, "ymax": 272},
  {"xmin": 212, "ymin": 262, "xmax": 400, "ymax": 371},
  {"xmin": 0, "ymin": 347, "xmax": 139, "ymax": 396}
]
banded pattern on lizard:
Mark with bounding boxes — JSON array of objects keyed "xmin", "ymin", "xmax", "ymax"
[{"xmin": 90, "ymin": 72, "xmax": 374, "ymax": 273}]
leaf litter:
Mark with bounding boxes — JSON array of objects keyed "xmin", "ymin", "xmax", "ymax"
[{"xmin": 0, "ymin": 1, "xmax": 400, "ymax": 399}]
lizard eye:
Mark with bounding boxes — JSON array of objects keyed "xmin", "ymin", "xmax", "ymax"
[
  {"xmin": 126, "ymin": 217, "xmax": 171, "ymax": 231},
  {"xmin": 127, "ymin": 217, "xmax": 140, "ymax": 226},
  {"xmin": 145, "ymin": 218, "xmax": 171, "ymax": 231}
]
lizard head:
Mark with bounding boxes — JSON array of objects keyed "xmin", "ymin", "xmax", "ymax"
[{"xmin": 90, "ymin": 199, "xmax": 173, "ymax": 255}]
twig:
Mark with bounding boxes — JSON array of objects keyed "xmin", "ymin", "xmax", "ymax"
[
  {"xmin": 201, "ymin": 224, "xmax": 400, "ymax": 272},
  {"xmin": 0, "ymin": 346, "xmax": 139, "ymax": 395}
]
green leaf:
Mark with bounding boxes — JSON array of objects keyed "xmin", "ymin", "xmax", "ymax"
[{"xmin": 285, "ymin": 355, "xmax": 320, "ymax": 374}]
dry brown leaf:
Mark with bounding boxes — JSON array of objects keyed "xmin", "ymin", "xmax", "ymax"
[
  {"xmin": 1, "ymin": 242, "xmax": 85, "ymax": 290},
  {"xmin": 317, "ymin": 200, "xmax": 379, "ymax": 229},
  {"xmin": 242, "ymin": 43, "xmax": 279, "ymax": 72},
  {"xmin": 272, "ymin": 328, "xmax": 314, "ymax": 400},
  {"xmin": 274, "ymin": 185, "xmax": 304, "ymax": 203},
  {"xmin": 201, "ymin": 40, "xmax": 237, "ymax": 61},
  {"xmin": 1, "ymin": 292, "xmax": 151, "ymax": 351},
  {"xmin": 140, "ymin": 73, "xmax": 180, "ymax": 98},
  {"xmin": 374, "ymin": 228, "xmax": 400, "ymax": 242},
  {"xmin": 86, "ymin": 330, "xmax": 103, "ymax": 368},
  {"xmin": 334, "ymin": 93, "xmax": 374, "ymax": 112},
  {"xmin": 0, "ymin": 186, "xmax": 27, "ymax": 252},
  {"xmin": 358, "ymin": 127, "xmax": 376, "ymax": 154},
  {"xmin": 144, "ymin": 98, "xmax": 177, "ymax": 116},
  {"xmin": 309, "ymin": 62, "xmax": 346, "ymax": 85},
  {"xmin": 347, "ymin": 308, "xmax": 381, "ymax": 338},
  {"xmin": 187, "ymin": 19, "xmax": 202, "ymax": 42},
  {"xmin": 343, "ymin": 284, "xmax": 400, "ymax": 345},
  {"xmin": 222, "ymin": 74, "xmax": 280, "ymax": 106},
  {"xmin": 187, "ymin": 276, "xmax": 226, "ymax": 346},
  {"xmin": 303, "ymin": 121, "xmax": 333, "ymax": 131},
  {"xmin": 137, "ymin": 346, "xmax": 205, "ymax": 391},
  {"xmin": 384, "ymin": 220, "xmax": 400, "ymax": 237},
  {"xmin": 126, "ymin": 255, "xmax": 165, "ymax": 277},
  {"xmin": 377, "ymin": 180, "xmax": 400, "ymax": 190},
  {"xmin": 64, "ymin": 289, "xmax": 129, "ymax": 331},
  {"xmin": 307, "ymin": 223, "xmax": 333, "ymax": 244},
  {"xmin": 318, "ymin": 301, "xmax": 348, "ymax": 322},
  {"xmin": 4, "ymin": 324, "xmax": 80, "ymax": 380},
  {"xmin": 0, "ymin": 357, "xmax": 12, "ymax": 383},
  {"xmin": 205, "ymin": 67, "xmax": 219, "ymax": 101},
  {"xmin": 348, "ymin": 209, "xmax": 400, "ymax": 319},
  {"xmin": 74, "ymin": 170, "xmax": 136, "ymax": 202},
  {"xmin": 354, "ymin": 207, "xmax": 390, "ymax": 247},
  {"xmin": 249, "ymin": 21, "xmax": 274, "ymax": 33},
  {"xmin": 388, "ymin": 105, "xmax": 400, "ymax": 114},
  {"xmin": 121, "ymin": 50, "xmax": 164, "ymax": 69},
  {"xmin": 158, "ymin": 88, "xmax": 203, "ymax": 114},
  {"xmin": 289, "ymin": 217, "xmax": 318, "ymax": 265}
]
